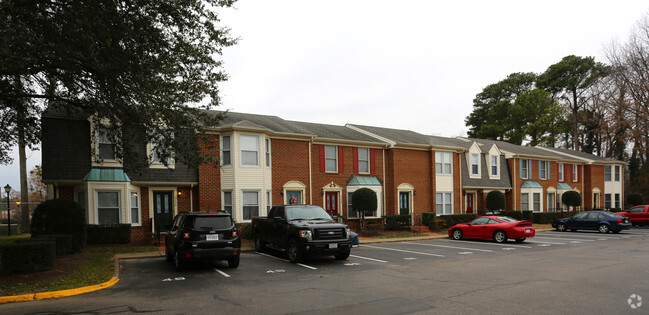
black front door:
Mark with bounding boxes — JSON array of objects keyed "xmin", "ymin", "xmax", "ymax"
[
  {"xmin": 399, "ymin": 192, "xmax": 410, "ymax": 216},
  {"xmin": 154, "ymin": 191, "xmax": 174, "ymax": 233}
]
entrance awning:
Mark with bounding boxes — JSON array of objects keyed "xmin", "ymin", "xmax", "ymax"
[
  {"xmin": 347, "ymin": 175, "xmax": 382, "ymax": 186},
  {"xmin": 82, "ymin": 168, "xmax": 131, "ymax": 182},
  {"xmin": 557, "ymin": 183, "xmax": 572, "ymax": 190},
  {"xmin": 521, "ymin": 181, "xmax": 542, "ymax": 189}
]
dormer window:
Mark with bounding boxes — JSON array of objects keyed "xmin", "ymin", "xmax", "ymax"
[
  {"xmin": 97, "ymin": 127, "xmax": 117, "ymax": 161},
  {"xmin": 491, "ymin": 155, "xmax": 499, "ymax": 177},
  {"xmin": 471, "ymin": 154, "xmax": 479, "ymax": 176}
]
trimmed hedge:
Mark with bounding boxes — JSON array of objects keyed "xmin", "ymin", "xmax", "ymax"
[
  {"xmin": 440, "ymin": 214, "xmax": 477, "ymax": 228},
  {"xmin": 0, "ymin": 224, "xmax": 20, "ymax": 235},
  {"xmin": 31, "ymin": 198, "xmax": 86, "ymax": 252},
  {"xmin": 87, "ymin": 224, "xmax": 131, "ymax": 244},
  {"xmin": 383, "ymin": 214, "xmax": 411, "ymax": 230},
  {"xmin": 531, "ymin": 212, "xmax": 562, "ymax": 224},
  {"xmin": 16, "ymin": 234, "xmax": 73, "ymax": 256},
  {"xmin": 422, "ymin": 212, "xmax": 436, "ymax": 226},
  {"xmin": 1, "ymin": 241, "xmax": 56, "ymax": 272}
]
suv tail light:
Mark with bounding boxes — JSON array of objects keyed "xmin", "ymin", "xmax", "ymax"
[
  {"xmin": 618, "ymin": 219, "xmax": 624, "ymax": 223},
  {"xmin": 183, "ymin": 232, "xmax": 191, "ymax": 239},
  {"xmin": 231, "ymin": 230, "xmax": 238, "ymax": 238}
]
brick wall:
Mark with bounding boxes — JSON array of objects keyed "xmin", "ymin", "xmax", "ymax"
[
  {"xmin": 584, "ymin": 164, "xmax": 605, "ymax": 210},
  {"xmin": 272, "ymin": 139, "xmax": 311, "ymax": 205},
  {"xmin": 197, "ymin": 134, "xmax": 221, "ymax": 211},
  {"xmin": 384, "ymin": 148, "xmax": 433, "ymax": 225}
]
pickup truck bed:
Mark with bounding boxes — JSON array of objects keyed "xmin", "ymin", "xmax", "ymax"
[{"xmin": 617, "ymin": 205, "xmax": 649, "ymax": 226}]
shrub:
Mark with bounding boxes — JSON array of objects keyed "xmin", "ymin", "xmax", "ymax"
[
  {"xmin": 383, "ymin": 214, "xmax": 410, "ymax": 230},
  {"xmin": 486, "ymin": 191, "xmax": 506, "ymax": 212},
  {"xmin": 0, "ymin": 224, "xmax": 20, "ymax": 235},
  {"xmin": 562, "ymin": 191, "xmax": 581, "ymax": 209},
  {"xmin": 531, "ymin": 212, "xmax": 562, "ymax": 224},
  {"xmin": 236, "ymin": 223, "xmax": 253, "ymax": 240},
  {"xmin": 16, "ymin": 234, "xmax": 73, "ymax": 256},
  {"xmin": 1, "ymin": 241, "xmax": 56, "ymax": 272},
  {"xmin": 430, "ymin": 219, "xmax": 447, "ymax": 230},
  {"xmin": 352, "ymin": 188, "xmax": 378, "ymax": 230},
  {"xmin": 422, "ymin": 212, "xmax": 436, "ymax": 226},
  {"xmin": 627, "ymin": 193, "xmax": 644, "ymax": 207},
  {"xmin": 87, "ymin": 224, "xmax": 131, "ymax": 244},
  {"xmin": 440, "ymin": 214, "xmax": 477, "ymax": 228},
  {"xmin": 31, "ymin": 198, "xmax": 86, "ymax": 252}
]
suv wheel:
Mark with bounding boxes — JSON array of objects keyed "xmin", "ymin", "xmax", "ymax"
[
  {"xmin": 228, "ymin": 255, "xmax": 240, "ymax": 268},
  {"xmin": 287, "ymin": 240, "xmax": 303, "ymax": 263},
  {"xmin": 174, "ymin": 251, "xmax": 185, "ymax": 271}
]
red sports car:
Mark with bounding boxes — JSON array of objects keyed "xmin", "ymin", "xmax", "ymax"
[{"xmin": 448, "ymin": 216, "xmax": 535, "ymax": 243}]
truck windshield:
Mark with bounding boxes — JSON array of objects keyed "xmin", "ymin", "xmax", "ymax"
[{"xmin": 286, "ymin": 206, "xmax": 332, "ymax": 221}]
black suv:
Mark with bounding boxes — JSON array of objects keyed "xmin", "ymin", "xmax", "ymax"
[{"xmin": 165, "ymin": 211, "xmax": 241, "ymax": 270}]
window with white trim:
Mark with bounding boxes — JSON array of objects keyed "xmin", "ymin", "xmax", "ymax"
[
  {"xmin": 533, "ymin": 193, "xmax": 540, "ymax": 211},
  {"xmin": 539, "ymin": 161, "xmax": 547, "ymax": 180},
  {"xmin": 130, "ymin": 191, "xmax": 140, "ymax": 225},
  {"xmin": 347, "ymin": 192, "xmax": 358, "ymax": 218},
  {"xmin": 222, "ymin": 191, "xmax": 233, "ymax": 214},
  {"xmin": 572, "ymin": 165, "xmax": 578, "ymax": 182},
  {"xmin": 325, "ymin": 145, "xmax": 338, "ymax": 172},
  {"xmin": 521, "ymin": 193, "xmax": 529, "ymax": 211},
  {"xmin": 242, "ymin": 191, "xmax": 259, "ymax": 220},
  {"xmin": 605, "ymin": 194, "xmax": 611, "ymax": 209},
  {"xmin": 358, "ymin": 148, "xmax": 369, "ymax": 173},
  {"xmin": 240, "ymin": 135, "xmax": 259, "ymax": 166},
  {"xmin": 471, "ymin": 154, "xmax": 479, "ymax": 176},
  {"xmin": 614, "ymin": 194, "xmax": 620, "ymax": 209},
  {"xmin": 521, "ymin": 159, "xmax": 529, "ymax": 179},
  {"xmin": 266, "ymin": 190, "xmax": 272, "ymax": 213},
  {"xmin": 97, "ymin": 191, "xmax": 120, "ymax": 224},
  {"xmin": 435, "ymin": 152, "xmax": 452, "ymax": 175},
  {"xmin": 265, "ymin": 138, "xmax": 271, "ymax": 167},
  {"xmin": 491, "ymin": 155, "xmax": 499, "ymax": 176},
  {"xmin": 558, "ymin": 163, "xmax": 564, "ymax": 181},
  {"xmin": 604, "ymin": 165, "xmax": 611, "ymax": 181},
  {"xmin": 614, "ymin": 165, "xmax": 620, "ymax": 181},
  {"xmin": 221, "ymin": 136, "xmax": 231, "ymax": 166},
  {"xmin": 97, "ymin": 127, "xmax": 117, "ymax": 161},
  {"xmin": 436, "ymin": 192, "xmax": 453, "ymax": 215}
]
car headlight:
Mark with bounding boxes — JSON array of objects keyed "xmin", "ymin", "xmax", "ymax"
[
  {"xmin": 299, "ymin": 230, "xmax": 312, "ymax": 241},
  {"xmin": 345, "ymin": 227, "xmax": 351, "ymax": 239}
]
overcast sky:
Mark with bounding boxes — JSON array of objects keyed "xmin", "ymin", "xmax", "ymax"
[{"xmin": 1, "ymin": 0, "xmax": 648, "ymax": 192}]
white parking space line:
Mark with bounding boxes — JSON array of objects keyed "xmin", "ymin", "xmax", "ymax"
[
  {"xmin": 213, "ymin": 268, "xmax": 231, "ymax": 278},
  {"xmin": 439, "ymin": 240, "xmax": 532, "ymax": 249},
  {"xmin": 362, "ymin": 245, "xmax": 445, "ymax": 257},
  {"xmin": 350, "ymin": 255, "xmax": 388, "ymax": 263},
  {"xmin": 545, "ymin": 233, "xmax": 621, "ymax": 239},
  {"xmin": 410, "ymin": 242, "xmax": 494, "ymax": 252},
  {"xmin": 527, "ymin": 240, "xmax": 565, "ymax": 245},
  {"xmin": 256, "ymin": 252, "xmax": 318, "ymax": 270},
  {"xmin": 534, "ymin": 236, "xmax": 595, "ymax": 242}
]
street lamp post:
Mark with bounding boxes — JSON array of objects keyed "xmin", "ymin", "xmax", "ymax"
[{"xmin": 4, "ymin": 184, "xmax": 10, "ymax": 236}]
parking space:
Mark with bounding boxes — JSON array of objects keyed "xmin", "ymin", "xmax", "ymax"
[{"xmin": 120, "ymin": 228, "xmax": 649, "ymax": 286}]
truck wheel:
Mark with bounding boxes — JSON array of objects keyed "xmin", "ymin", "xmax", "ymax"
[
  {"xmin": 335, "ymin": 249, "xmax": 351, "ymax": 260},
  {"xmin": 254, "ymin": 233, "xmax": 266, "ymax": 252},
  {"xmin": 227, "ymin": 255, "xmax": 240, "ymax": 268},
  {"xmin": 287, "ymin": 240, "xmax": 302, "ymax": 263}
]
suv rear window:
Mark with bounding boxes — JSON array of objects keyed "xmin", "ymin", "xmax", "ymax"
[{"xmin": 191, "ymin": 216, "xmax": 232, "ymax": 230}]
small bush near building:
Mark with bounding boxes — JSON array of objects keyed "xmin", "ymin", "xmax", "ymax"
[
  {"xmin": 486, "ymin": 191, "xmax": 506, "ymax": 212},
  {"xmin": 87, "ymin": 224, "xmax": 131, "ymax": 244},
  {"xmin": 627, "ymin": 193, "xmax": 644, "ymax": 207},
  {"xmin": 236, "ymin": 223, "xmax": 253, "ymax": 240},
  {"xmin": 383, "ymin": 214, "xmax": 411, "ymax": 230},
  {"xmin": 31, "ymin": 198, "xmax": 86, "ymax": 252},
  {"xmin": 440, "ymin": 214, "xmax": 477, "ymax": 228},
  {"xmin": 422, "ymin": 212, "xmax": 436, "ymax": 226},
  {"xmin": 562, "ymin": 191, "xmax": 582, "ymax": 209},
  {"xmin": 531, "ymin": 212, "xmax": 562, "ymax": 224},
  {"xmin": 1, "ymin": 241, "xmax": 56, "ymax": 272},
  {"xmin": 16, "ymin": 234, "xmax": 73, "ymax": 256}
]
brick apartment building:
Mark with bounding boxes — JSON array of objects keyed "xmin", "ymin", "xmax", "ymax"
[{"xmin": 42, "ymin": 110, "xmax": 626, "ymax": 242}]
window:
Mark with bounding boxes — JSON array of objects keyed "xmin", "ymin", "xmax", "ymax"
[
  {"xmin": 593, "ymin": 193, "xmax": 600, "ymax": 209},
  {"xmin": 347, "ymin": 192, "xmax": 357, "ymax": 218},
  {"xmin": 615, "ymin": 165, "xmax": 620, "ymax": 181},
  {"xmin": 521, "ymin": 159, "xmax": 530, "ymax": 179},
  {"xmin": 521, "ymin": 193, "xmax": 529, "ymax": 211},
  {"xmin": 539, "ymin": 161, "xmax": 547, "ymax": 180},
  {"xmin": 491, "ymin": 155, "xmax": 498, "ymax": 176},
  {"xmin": 240, "ymin": 135, "xmax": 259, "ymax": 166},
  {"xmin": 471, "ymin": 154, "xmax": 479, "ymax": 175},
  {"xmin": 221, "ymin": 136, "xmax": 231, "ymax": 166},
  {"xmin": 265, "ymin": 139, "xmax": 271, "ymax": 167},
  {"xmin": 97, "ymin": 191, "xmax": 120, "ymax": 224},
  {"xmin": 605, "ymin": 194, "xmax": 611, "ymax": 209},
  {"xmin": 436, "ymin": 192, "xmax": 453, "ymax": 215},
  {"xmin": 325, "ymin": 145, "xmax": 338, "ymax": 172},
  {"xmin": 615, "ymin": 194, "xmax": 620, "ymax": 209},
  {"xmin": 604, "ymin": 165, "xmax": 611, "ymax": 181},
  {"xmin": 548, "ymin": 193, "xmax": 554, "ymax": 212},
  {"xmin": 435, "ymin": 152, "xmax": 452, "ymax": 175},
  {"xmin": 358, "ymin": 148, "xmax": 369, "ymax": 173},
  {"xmin": 266, "ymin": 190, "xmax": 271, "ymax": 213},
  {"xmin": 130, "ymin": 191, "xmax": 140, "ymax": 225},
  {"xmin": 97, "ymin": 127, "xmax": 117, "ymax": 161},
  {"xmin": 572, "ymin": 165, "xmax": 578, "ymax": 182},
  {"xmin": 533, "ymin": 193, "xmax": 540, "ymax": 212},
  {"xmin": 223, "ymin": 191, "xmax": 233, "ymax": 214},
  {"xmin": 242, "ymin": 191, "xmax": 259, "ymax": 220},
  {"xmin": 558, "ymin": 163, "xmax": 564, "ymax": 181}
]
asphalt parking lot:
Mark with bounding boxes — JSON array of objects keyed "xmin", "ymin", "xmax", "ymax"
[{"xmin": 3, "ymin": 228, "xmax": 649, "ymax": 314}]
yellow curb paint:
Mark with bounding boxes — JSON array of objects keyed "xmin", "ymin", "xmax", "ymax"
[{"xmin": 0, "ymin": 277, "xmax": 119, "ymax": 304}]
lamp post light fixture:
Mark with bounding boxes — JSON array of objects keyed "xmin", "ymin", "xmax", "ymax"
[{"xmin": 4, "ymin": 184, "xmax": 11, "ymax": 236}]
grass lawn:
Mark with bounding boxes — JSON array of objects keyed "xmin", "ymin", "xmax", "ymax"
[{"xmin": 0, "ymin": 235, "xmax": 156, "ymax": 297}]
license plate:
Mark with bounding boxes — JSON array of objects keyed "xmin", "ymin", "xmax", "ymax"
[
  {"xmin": 329, "ymin": 243, "xmax": 338, "ymax": 249},
  {"xmin": 206, "ymin": 234, "xmax": 220, "ymax": 241},
  {"xmin": 525, "ymin": 229, "xmax": 531, "ymax": 233}
]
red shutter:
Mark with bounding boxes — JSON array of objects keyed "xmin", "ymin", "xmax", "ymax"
[
  {"xmin": 319, "ymin": 145, "xmax": 325, "ymax": 172},
  {"xmin": 370, "ymin": 149, "xmax": 376, "ymax": 174},
  {"xmin": 338, "ymin": 146, "xmax": 344, "ymax": 173},
  {"xmin": 353, "ymin": 148, "xmax": 359, "ymax": 173}
]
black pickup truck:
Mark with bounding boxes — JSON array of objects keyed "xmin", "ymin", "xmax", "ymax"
[{"xmin": 251, "ymin": 205, "xmax": 352, "ymax": 263}]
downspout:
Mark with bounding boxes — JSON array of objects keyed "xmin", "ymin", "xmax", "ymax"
[
  {"xmin": 458, "ymin": 151, "xmax": 463, "ymax": 214},
  {"xmin": 513, "ymin": 158, "xmax": 517, "ymax": 211},
  {"xmin": 382, "ymin": 145, "xmax": 387, "ymax": 216},
  {"xmin": 309, "ymin": 138, "xmax": 313, "ymax": 204},
  {"xmin": 190, "ymin": 184, "xmax": 194, "ymax": 212}
]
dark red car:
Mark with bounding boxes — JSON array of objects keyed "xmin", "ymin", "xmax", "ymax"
[{"xmin": 448, "ymin": 216, "xmax": 535, "ymax": 243}]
